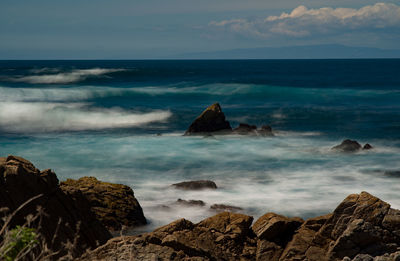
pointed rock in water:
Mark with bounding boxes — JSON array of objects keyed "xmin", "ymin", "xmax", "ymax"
[
  {"xmin": 332, "ymin": 139, "xmax": 362, "ymax": 152},
  {"xmin": 172, "ymin": 180, "xmax": 217, "ymax": 190},
  {"xmin": 60, "ymin": 176, "xmax": 147, "ymax": 232},
  {"xmin": 185, "ymin": 103, "xmax": 232, "ymax": 135},
  {"xmin": 363, "ymin": 143, "xmax": 373, "ymax": 150}
]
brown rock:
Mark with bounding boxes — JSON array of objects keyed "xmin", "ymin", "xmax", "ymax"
[
  {"xmin": 172, "ymin": 180, "xmax": 217, "ymax": 190},
  {"xmin": 60, "ymin": 176, "xmax": 146, "ymax": 232},
  {"xmin": 363, "ymin": 144, "xmax": 373, "ymax": 150},
  {"xmin": 0, "ymin": 155, "xmax": 111, "ymax": 259},
  {"xmin": 252, "ymin": 213, "xmax": 303, "ymax": 244},
  {"xmin": 258, "ymin": 125, "xmax": 274, "ymax": 136},
  {"xmin": 185, "ymin": 103, "xmax": 232, "ymax": 135}
]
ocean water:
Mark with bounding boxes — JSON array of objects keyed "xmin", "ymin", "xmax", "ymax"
[{"xmin": 1, "ymin": 60, "xmax": 400, "ymax": 232}]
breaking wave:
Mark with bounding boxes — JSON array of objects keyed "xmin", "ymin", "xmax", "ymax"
[
  {"xmin": 0, "ymin": 102, "xmax": 172, "ymax": 133},
  {"xmin": 10, "ymin": 68, "xmax": 125, "ymax": 84}
]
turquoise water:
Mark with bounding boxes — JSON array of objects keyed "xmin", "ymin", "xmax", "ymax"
[{"xmin": 0, "ymin": 60, "xmax": 400, "ymax": 231}]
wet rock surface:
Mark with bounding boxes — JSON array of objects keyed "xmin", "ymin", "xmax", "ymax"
[
  {"xmin": 82, "ymin": 191, "xmax": 400, "ymax": 261},
  {"xmin": 0, "ymin": 155, "xmax": 111, "ymax": 259},
  {"xmin": 210, "ymin": 204, "xmax": 243, "ymax": 213},
  {"xmin": 332, "ymin": 139, "xmax": 373, "ymax": 152},
  {"xmin": 176, "ymin": 199, "xmax": 206, "ymax": 207},
  {"xmin": 60, "ymin": 176, "xmax": 147, "ymax": 232},
  {"xmin": 172, "ymin": 180, "xmax": 218, "ymax": 190}
]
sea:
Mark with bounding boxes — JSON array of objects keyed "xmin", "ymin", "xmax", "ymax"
[{"xmin": 0, "ymin": 59, "xmax": 399, "ymax": 232}]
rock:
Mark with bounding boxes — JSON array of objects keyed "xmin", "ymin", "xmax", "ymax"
[
  {"xmin": 384, "ymin": 170, "xmax": 400, "ymax": 177},
  {"xmin": 185, "ymin": 103, "xmax": 232, "ymax": 135},
  {"xmin": 0, "ymin": 155, "xmax": 111, "ymax": 259},
  {"xmin": 60, "ymin": 177, "xmax": 146, "ymax": 232},
  {"xmin": 80, "ymin": 212, "xmax": 257, "ymax": 261},
  {"xmin": 172, "ymin": 180, "xmax": 217, "ymax": 190},
  {"xmin": 332, "ymin": 139, "xmax": 362, "ymax": 152},
  {"xmin": 258, "ymin": 125, "xmax": 274, "ymax": 136},
  {"xmin": 363, "ymin": 144, "xmax": 373, "ymax": 150},
  {"xmin": 233, "ymin": 123, "xmax": 257, "ymax": 135},
  {"xmin": 210, "ymin": 204, "xmax": 243, "ymax": 212},
  {"xmin": 81, "ymin": 191, "xmax": 400, "ymax": 261},
  {"xmin": 176, "ymin": 199, "xmax": 206, "ymax": 207},
  {"xmin": 252, "ymin": 213, "xmax": 303, "ymax": 244}
]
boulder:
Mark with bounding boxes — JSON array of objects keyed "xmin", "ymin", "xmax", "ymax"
[
  {"xmin": 233, "ymin": 123, "xmax": 257, "ymax": 135},
  {"xmin": 60, "ymin": 177, "xmax": 146, "ymax": 232},
  {"xmin": 176, "ymin": 199, "xmax": 206, "ymax": 207},
  {"xmin": 332, "ymin": 139, "xmax": 362, "ymax": 152},
  {"xmin": 172, "ymin": 180, "xmax": 217, "ymax": 190},
  {"xmin": 185, "ymin": 103, "xmax": 232, "ymax": 135},
  {"xmin": 210, "ymin": 204, "xmax": 243, "ymax": 213},
  {"xmin": 0, "ymin": 155, "xmax": 111, "ymax": 259}
]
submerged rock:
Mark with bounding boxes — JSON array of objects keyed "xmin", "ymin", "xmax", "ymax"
[
  {"xmin": 332, "ymin": 139, "xmax": 362, "ymax": 152},
  {"xmin": 233, "ymin": 123, "xmax": 257, "ymax": 135},
  {"xmin": 172, "ymin": 180, "xmax": 217, "ymax": 190},
  {"xmin": 82, "ymin": 191, "xmax": 400, "ymax": 261},
  {"xmin": 61, "ymin": 177, "xmax": 147, "ymax": 232},
  {"xmin": 185, "ymin": 103, "xmax": 232, "ymax": 135},
  {"xmin": 176, "ymin": 198, "xmax": 206, "ymax": 207},
  {"xmin": 258, "ymin": 125, "xmax": 274, "ymax": 136},
  {"xmin": 332, "ymin": 139, "xmax": 373, "ymax": 152},
  {"xmin": 0, "ymin": 155, "xmax": 111, "ymax": 259},
  {"xmin": 210, "ymin": 204, "xmax": 243, "ymax": 212}
]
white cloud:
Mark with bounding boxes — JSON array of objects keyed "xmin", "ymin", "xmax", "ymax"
[{"xmin": 209, "ymin": 3, "xmax": 400, "ymax": 38}]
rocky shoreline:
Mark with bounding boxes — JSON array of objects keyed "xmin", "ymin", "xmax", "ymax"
[{"xmin": 1, "ymin": 155, "xmax": 399, "ymax": 260}]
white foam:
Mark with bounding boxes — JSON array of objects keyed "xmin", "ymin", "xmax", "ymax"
[
  {"xmin": 0, "ymin": 102, "xmax": 172, "ymax": 132},
  {"xmin": 10, "ymin": 68, "xmax": 125, "ymax": 84}
]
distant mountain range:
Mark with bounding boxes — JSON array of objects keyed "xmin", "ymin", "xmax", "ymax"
[{"xmin": 175, "ymin": 44, "xmax": 400, "ymax": 59}]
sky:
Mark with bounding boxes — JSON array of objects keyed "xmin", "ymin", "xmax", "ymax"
[{"xmin": 1, "ymin": 0, "xmax": 400, "ymax": 59}]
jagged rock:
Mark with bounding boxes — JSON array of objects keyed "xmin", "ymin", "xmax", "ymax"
[
  {"xmin": 0, "ymin": 155, "xmax": 111, "ymax": 259},
  {"xmin": 210, "ymin": 204, "xmax": 243, "ymax": 213},
  {"xmin": 185, "ymin": 103, "xmax": 232, "ymax": 135},
  {"xmin": 80, "ymin": 212, "xmax": 257, "ymax": 261},
  {"xmin": 60, "ymin": 177, "xmax": 146, "ymax": 232},
  {"xmin": 233, "ymin": 123, "xmax": 257, "ymax": 135},
  {"xmin": 332, "ymin": 139, "xmax": 363, "ymax": 152},
  {"xmin": 176, "ymin": 199, "xmax": 206, "ymax": 207},
  {"xmin": 252, "ymin": 213, "xmax": 303, "ymax": 243},
  {"xmin": 172, "ymin": 180, "xmax": 217, "ymax": 190},
  {"xmin": 81, "ymin": 192, "xmax": 400, "ymax": 261}
]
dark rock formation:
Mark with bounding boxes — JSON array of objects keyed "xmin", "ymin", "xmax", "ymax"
[
  {"xmin": 185, "ymin": 103, "xmax": 232, "ymax": 135},
  {"xmin": 363, "ymin": 144, "xmax": 373, "ymax": 150},
  {"xmin": 60, "ymin": 177, "xmax": 146, "ymax": 232},
  {"xmin": 176, "ymin": 199, "xmax": 206, "ymax": 207},
  {"xmin": 0, "ymin": 155, "xmax": 111, "ymax": 259},
  {"xmin": 172, "ymin": 180, "xmax": 217, "ymax": 190},
  {"xmin": 332, "ymin": 139, "xmax": 373, "ymax": 152},
  {"xmin": 258, "ymin": 125, "xmax": 274, "ymax": 136},
  {"xmin": 332, "ymin": 139, "xmax": 362, "ymax": 152},
  {"xmin": 81, "ymin": 191, "xmax": 400, "ymax": 261},
  {"xmin": 210, "ymin": 204, "xmax": 243, "ymax": 213},
  {"xmin": 233, "ymin": 123, "xmax": 257, "ymax": 135}
]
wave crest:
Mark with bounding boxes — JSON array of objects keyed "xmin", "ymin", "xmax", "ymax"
[
  {"xmin": 10, "ymin": 68, "xmax": 125, "ymax": 84},
  {"xmin": 0, "ymin": 102, "xmax": 172, "ymax": 133}
]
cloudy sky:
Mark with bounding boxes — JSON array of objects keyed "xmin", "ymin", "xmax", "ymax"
[{"xmin": 1, "ymin": 0, "xmax": 399, "ymax": 59}]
